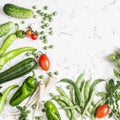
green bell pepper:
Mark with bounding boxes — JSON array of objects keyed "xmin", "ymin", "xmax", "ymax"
[
  {"xmin": 44, "ymin": 101, "xmax": 61, "ymax": 120},
  {"xmin": 10, "ymin": 72, "xmax": 37, "ymax": 106}
]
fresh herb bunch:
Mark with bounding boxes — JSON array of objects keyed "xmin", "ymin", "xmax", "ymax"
[
  {"xmin": 108, "ymin": 49, "xmax": 120, "ymax": 67},
  {"xmin": 98, "ymin": 69, "xmax": 120, "ymax": 120},
  {"xmin": 16, "ymin": 106, "xmax": 31, "ymax": 120}
]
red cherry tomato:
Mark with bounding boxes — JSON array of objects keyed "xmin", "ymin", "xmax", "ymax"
[
  {"xmin": 26, "ymin": 30, "xmax": 32, "ymax": 37},
  {"xmin": 96, "ymin": 104, "xmax": 110, "ymax": 118},
  {"xmin": 31, "ymin": 33, "xmax": 38, "ymax": 40},
  {"xmin": 39, "ymin": 54, "xmax": 50, "ymax": 71}
]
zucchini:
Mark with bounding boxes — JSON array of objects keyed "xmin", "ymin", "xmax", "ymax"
[
  {"xmin": 3, "ymin": 4, "xmax": 34, "ymax": 19},
  {"xmin": 0, "ymin": 58, "xmax": 37, "ymax": 84},
  {"xmin": 0, "ymin": 22, "xmax": 14, "ymax": 38}
]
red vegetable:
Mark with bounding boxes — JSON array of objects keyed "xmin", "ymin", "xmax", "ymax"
[
  {"xmin": 96, "ymin": 104, "xmax": 110, "ymax": 118},
  {"xmin": 31, "ymin": 33, "xmax": 38, "ymax": 40},
  {"xmin": 26, "ymin": 30, "xmax": 32, "ymax": 37},
  {"xmin": 39, "ymin": 54, "xmax": 50, "ymax": 71}
]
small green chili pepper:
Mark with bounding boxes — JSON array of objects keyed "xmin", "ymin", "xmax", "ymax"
[
  {"xmin": 16, "ymin": 30, "xmax": 26, "ymax": 38},
  {"xmin": 0, "ymin": 33, "xmax": 17, "ymax": 57},
  {"xmin": 0, "ymin": 47, "xmax": 36, "ymax": 69},
  {"xmin": 44, "ymin": 101, "xmax": 61, "ymax": 120},
  {"xmin": 0, "ymin": 85, "xmax": 18, "ymax": 113},
  {"xmin": 10, "ymin": 72, "xmax": 37, "ymax": 106}
]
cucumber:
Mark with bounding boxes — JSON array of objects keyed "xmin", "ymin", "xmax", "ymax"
[
  {"xmin": 0, "ymin": 58, "xmax": 37, "ymax": 84},
  {"xmin": 0, "ymin": 22, "xmax": 14, "ymax": 38},
  {"xmin": 3, "ymin": 4, "xmax": 34, "ymax": 19}
]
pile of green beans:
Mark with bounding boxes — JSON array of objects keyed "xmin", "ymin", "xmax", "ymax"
[{"xmin": 50, "ymin": 73, "xmax": 104, "ymax": 120}]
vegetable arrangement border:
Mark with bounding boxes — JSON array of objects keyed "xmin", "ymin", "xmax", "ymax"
[{"xmin": 0, "ymin": 2, "xmax": 119, "ymax": 120}]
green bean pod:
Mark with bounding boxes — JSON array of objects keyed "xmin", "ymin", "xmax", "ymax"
[
  {"xmin": 56, "ymin": 87, "xmax": 69, "ymax": 98},
  {"xmin": 50, "ymin": 93, "xmax": 71, "ymax": 118},
  {"xmin": 63, "ymin": 105, "xmax": 78, "ymax": 110},
  {"xmin": 84, "ymin": 79, "xmax": 92, "ymax": 102},
  {"xmin": 71, "ymin": 87, "xmax": 76, "ymax": 105},
  {"xmin": 0, "ymin": 47, "xmax": 36, "ymax": 69},
  {"xmin": 90, "ymin": 79, "xmax": 104, "ymax": 93},
  {"xmin": 57, "ymin": 101, "xmax": 71, "ymax": 118},
  {"xmin": 60, "ymin": 79, "xmax": 84, "ymax": 109},
  {"xmin": 82, "ymin": 89, "xmax": 95, "ymax": 118},
  {"xmin": 0, "ymin": 33, "xmax": 16, "ymax": 57},
  {"xmin": 75, "ymin": 73, "xmax": 84, "ymax": 88},
  {"xmin": 0, "ymin": 85, "xmax": 18, "ymax": 113},
  {"xmin": 53, "ymin": 95, "xmax": 76, "ymax": 120}
]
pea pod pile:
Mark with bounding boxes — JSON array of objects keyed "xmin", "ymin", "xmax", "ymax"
[{"xmin": 50, "ymin": 74, "xmax": 104, "ymax": 120}]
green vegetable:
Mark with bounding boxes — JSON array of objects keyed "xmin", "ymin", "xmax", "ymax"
[
  {"xmin": 44, "ymin": 6, "xmax": 48, "ymax": 10},
  {"xmin": 53, "ymin": 11, "xmax": 57, "ymax": 16},
  {"xmin": 60, "ymin": 79, "xmax": 83, "ymax": 108},
  {"xmin": 0, "ymin": 47, "xmax": 36, "ymax": 69},
  {"xmin": 98, "ymin": 70, "xmax": 120, "ymax": 120},
  {"xmin": 32, "ymin": 5, "xmax": 37, "ymax": 9},
  {"xmin": 48, "ymin": 72, "xmax": 53, "ymax": 77},
  {"xmin": 117, "ymin": 59, "xmax": 120, "ymax": 68},
  {"xmin": 82, "ymin": 89, "xmax": 95, "ymax": 118},
  {"xmin": 16, "ymin": 106, "xmax": 31, "ymax": 120},
  {"xmin": 0, "ymin": 58, "xmax": 37, "ymax": 84},
  {"xmin": 39, "ymin": 75, "xmax": 44, "ymax": 79},
  {"xmin": 3, "ymin": 4, "xmax": 34, "ymax": 19},
  {"xmin": 90, "ymin": 79, "xmax": 104, "ymax": 93},
  {"xmin": 84, "ymin": 79, "xmax": 92, "ymax": 102},
  {"xmin": 49, "ymin": 31, "xmax": 54, "ymax": 35},
  {"xmin": 16, "ymin": 30, "xmax": 26, "ymax": 38},
  {"xmin": 57, "ymin": 101, "xmax": 71, "ymax": 118},
  {"xmin": 51, "ymin": 74, "xmax": 104, "ymax": 120},
  {"xmin": 0, "ymin": 85, "xmax": 18, "ymax": 113},
  {"xmin": 43, "ymin": 46, "xmax": 48, "ymax": 50},
  {"xmin": 50, "ymin": 93, "xmax": 71, "ymax": 118},
  {"xmin": 113, "ymin": 69, "xmax": 120, "ymax": 81},
  {"xmin": 10, "ymin": 71, "xmax": 37, "ymax": 106},
  {"xmin": 0, "ymin": 21, "xmax": 14, "ymax": 38},
  {"xmin": 32, "ymin": 103, "xmax": 37, "ymax": 109},
  {"xmin": 0, "ymin": 33, "xmax": 16, "ymax": 57},
  {"xmin": 49, "ymin": 45, "xmax": 54, "ymax": 49},
  {"xmin": 56, "ymin": 86, "xmax": 69, "ymax": 98},
  {"xmin": 44, "ymin": 101, "xmax": 61, "ymax": 120},
  {"xmin": 52, "ymin": 95, "xmax": 76, "ymax": 120},
  {"xmin": 75, "ymin": 73, "xmax": 84, "ymax": 88},
  {"xmin": 108, "ymin": 54, "xmax": 116, "ymax": 62},
  {"xmin": 54, "ymin": 71, "xmax": 59, "ymax": 75}
]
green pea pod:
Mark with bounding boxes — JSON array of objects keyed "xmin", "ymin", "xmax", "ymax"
[
  {"xmin": 0, "ymin": 47, "xmax": 36, "ymax": 69},
  {"xmin": 10, "ymin": 72, "xmax": 37, "ymax": 106},
  {"xmin": 0, "ymin": 85, "xmax": 18, "ymax": 113},
  {"xmin": 0, "ymin": 33, "xmax": 17, "ymax": 57},
  {"xmin": 44, "ymin": 101, "xmax": 61, "ymax": 120}
]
